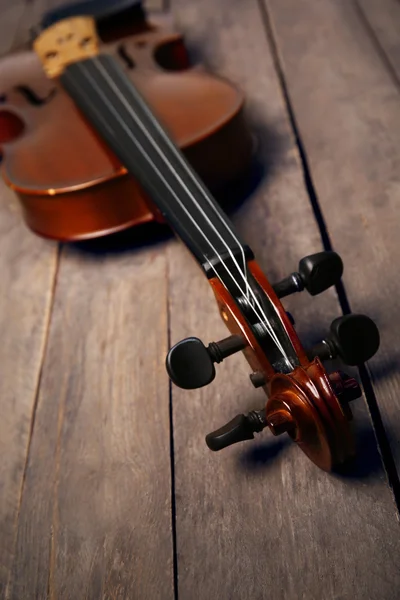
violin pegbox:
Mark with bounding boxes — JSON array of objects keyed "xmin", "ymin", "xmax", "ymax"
[
  {"xmin": 34, "ymin": 16, "xmax": 99, "ymax": 78},
  {"xmin": 167, "ymin": 250, "xmax": 380, "ymax": 471}
]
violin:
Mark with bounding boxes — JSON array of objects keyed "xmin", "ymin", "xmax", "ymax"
[
  {"xmin": 22, "ymin": 15, "xmax": 382, "ymax": 471},
  {"xmin": 0, "ymin": 0, "xmax": 253, "ymax": 240}
]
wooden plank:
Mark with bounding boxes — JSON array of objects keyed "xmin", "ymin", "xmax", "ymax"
[
  {"xmin": 0, "ymin": 2, "xmax": 26, "ymax": 56},
  {"xmin": 168, "ymin": 1, "xmax": 400, "ymax": 599},
  {"xmin": 8, "ymin": 243, "xmax": 174, "ymax": 599},
  {"xmin": 0, "ymin": 1, "xmax": 173, "ymax": 600},
  {"xmin": 356, "ymin": 0, "xmax": 400, "ymax": 84},
  {"xmin": 0, "ymin": 183, "xmax": 57, "ymax": 596},
  {"xmin": 10, "ymin": 0, "xmax": 51, "ymax": 51},
  {"xmin": 265, "ymin": 0, "xmax": 400, "ymax": 475},
  {"xmin": 144, "ymin": 0, "xmax": 165, "ymax": 12},
  {"xmin": 7, "ymin": 0, "xmax": 165, "ymax": 53}
]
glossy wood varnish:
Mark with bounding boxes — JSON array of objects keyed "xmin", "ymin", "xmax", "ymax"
[
  {"xmin": 0, "ymin": 22, "xmax": 253, "ymax": 240},
  {"xmin": 210, "ymin": 260, "xmax": 355, "ymax": 471}
]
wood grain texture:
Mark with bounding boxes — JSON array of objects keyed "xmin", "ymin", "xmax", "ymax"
[
  {"xmin": 168, "ymin": 1, "xmax": 400, "ymax": 599},
  {"xmin": 9, "ymin": 0, "xmax": 51, "ymax": 51},
  {"xmin": 0, "ymin": 183, "xmax": 57, "ymax": 596},
  {"xmin": 7, "ymin": 241, "xmax": 174, "ymax": 600},
  {"xmin": 356, "ymin": 0, "xmax": 400, "ymax": 84},
  {"xmin": 0, "ymin": 2, "xmax": 26, "ymax": 56},
  {"xmin": 265, "ymin": 0, "xmax": 400, "ymax": 473},
  {"xmin": 0, "ymin": 1, "xmax": 54, "ymax": 593},
  {"xmin": 3, "ymin": 2, "xmax": 174, "ymax": 596}
]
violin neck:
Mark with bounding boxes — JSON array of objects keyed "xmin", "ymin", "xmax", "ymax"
[{"xmin": 60, "ymin": 54, "xmax": 253, "ymax": 277}]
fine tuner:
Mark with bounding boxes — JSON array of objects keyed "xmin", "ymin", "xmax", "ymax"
[{"xmin": 28, "ymin": 16, "xmax": 381, "ymax": 472}]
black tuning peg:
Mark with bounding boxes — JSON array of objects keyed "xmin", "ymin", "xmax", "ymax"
[
  {"xmin": 309, "ymin": 314, "xmax": 380, "ymax": 366},
  {"xmin": 166, "ymin": 334, "xmax": 246, "ymax": 389},
  {"xmin": 273, "ymin": 251, "xmax": 343, "ymax": 299},
  {"xmin": 206, "ymin": 409, "xmax": 268, "ymax": 451}
]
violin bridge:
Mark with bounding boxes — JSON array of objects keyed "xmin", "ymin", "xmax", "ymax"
[{"xmin": 34, "ymin": 16, "xmax": 99, "ymax": 79}]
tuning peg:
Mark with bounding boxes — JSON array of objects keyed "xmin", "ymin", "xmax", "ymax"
[
  {"xmin": 273, "ymin": 251, "xmax": 343, "ymax": 298},
  {"xmin": 166, "ymin": 334, "xmax": 246, "ymax": 389},
  {"xmin": 329, "ymin": 371, "xmax": 362, "ymax": 403},
  {"xmin": 309, "ymin": 314, "xmax": 380, "ymax": 366},
  {"xmin": 205, "ymin": 409, "xmax": 268, "ymax": 451},
  {"xmin": 328, "ymin": 370, "xmax": 362, "ymax": 420},
  {"xmin": 205, "ymin": 407, "xmax": 297, "ymax": 451}
]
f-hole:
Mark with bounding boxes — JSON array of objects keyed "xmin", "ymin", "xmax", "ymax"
[
  {"xmin": 154, "ymin": 39, "xmax": 191, "ymax": 71},
  {"xmin": 117, "ymin": 44, "xmax": 136, "ymax": 69},
  {"xmin": 14, "ymin": 86, "xmax": 56, "ymax": 106},
  {"xmin": 0, "ymin": 110, "xmax": 25, "ymax": 145}
]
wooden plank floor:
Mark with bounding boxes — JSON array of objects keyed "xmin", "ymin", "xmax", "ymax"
[
  {"xmin": 1, "ymin": 0, "xmax": 400, "ymax": 598},
  {"xmin": 265, "ymin": 0, "xmax": 400, "ymax": 480},
  {"xmin": 356, "ymin": 0, "xmax": 400, "ymax": 84}
]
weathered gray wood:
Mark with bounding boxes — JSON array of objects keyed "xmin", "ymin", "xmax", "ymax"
[
  {"xmin": 0, "ymin": 2, "xmax": 26, "ymax": 56},
  {"xmin": 4, "ymin": 0, "xmax": 165, "ymax": 54},
  {"xmin": 168, "ymin": 1, "xmax": 400, "ymax": 599},
  {"xmin": 0, "ymin": 185, "xmax": 57, "ymax": 597},
  {"xmin": 265, "ymin": 0, "xmax": 400, "ymax": 475},
  {"xmin": 2, "ymin": 1, "xmax": 172, "ymax": 597},
  {"xmin": 0, "ymin": 3, "xmax": 56, "ymax": 595},
  {"xmin": 145, "ymin": 0, "xmax": 165, "ymax": 11},
  {"xmin": 8, "ymin": 243, "xmax": 174, "ymax": 599},
  {"xmin": 3, "ymin": 1, "xmax": 174, "ymax": 595},
  {"xmin": 10, "ymin": 0, "xmax": 51, "ymax": 51},
  {"xmin": 356, "ymin": 0, "xmax": 400, "ymax": 84}
]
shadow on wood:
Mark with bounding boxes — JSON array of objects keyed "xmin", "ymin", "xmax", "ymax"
[
  {"xmin": 65, "ymin": 118, "xmax": 285, "ymax": 256},
  {"xmin": 237, "ymin": 436, "xmax": 291, "ymax": 472},
  {"xmin": 334, "ymin": 424, "xmax": 388, "ymax": 480},
  {"xmin": 234, "ymin": 420, "xmax": 385, "ymax": 480}
]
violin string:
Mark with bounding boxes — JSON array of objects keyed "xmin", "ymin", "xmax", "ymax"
[
  {"xmin": 79, "ymin": 58, "xmax": 293, "ymax": 367},
  {"xmin": 79, "ymin": 66, "xmax": 283, "ymax": 354},
  {"xmin": 109, "ymin": 60, "xmax": 252, "ymax": 298},
  {"xmin": 95, "ymin": 60, "xmax": 296, "ymax": 367},
  {"xmin": 97, "ymin": 59, "xmax": 253, "ymax": 298},
  {"xmin": 69, "ymin": 58, "xmax": 293, "ymax": 367},
  {"xmin": 91, "ymin": 58, "xmax": 292, "ymax": 362}
]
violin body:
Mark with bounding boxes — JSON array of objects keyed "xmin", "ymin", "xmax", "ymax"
[{"xmin": 0, "ymin": 9, "xmax": 253, "ymax": 240}]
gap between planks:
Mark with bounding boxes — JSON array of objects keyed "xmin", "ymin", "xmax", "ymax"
[
  {"xmin": 355, "ymin": 0, "xmax": 400, "ymax": 89},
  {"xmin": 168, "ymin": 1, "xmax": 400, "ymax": 599},
  {"xmin": 257, "ymin": 0, "xmax": 400, "ymax": 512},
  {"xmin": 5, "ymin": 244, "xmax": 61, "ymax": 599},
  {"xmin": 263, "ymin": 0, "xmax": 400, "ymax": 500}
]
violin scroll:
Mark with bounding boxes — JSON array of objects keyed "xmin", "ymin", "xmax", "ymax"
[
  {"xmin": 206, "ymin": 360, "xmax": 359, "ymax": 471},
  {"xmin": 169, "ymin": 250, "xmax": 379, "ymax": 471}
]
